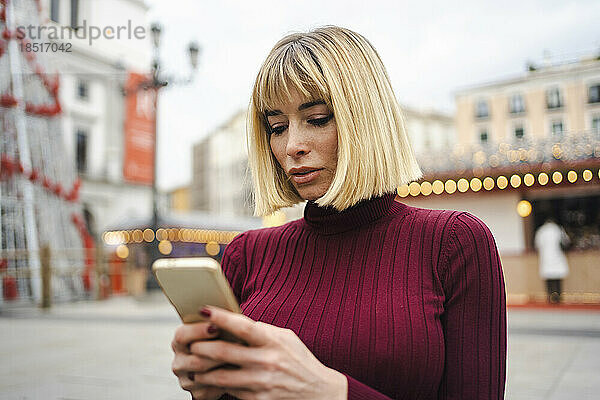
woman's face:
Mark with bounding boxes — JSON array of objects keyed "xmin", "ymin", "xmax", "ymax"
[{"xmin": 266, "ymin": 91, "xmax": 338, "ymax": 201}]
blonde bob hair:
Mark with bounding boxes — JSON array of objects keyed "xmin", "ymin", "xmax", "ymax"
[{"xmin": 248, "ymin": 25, "xmax": 421, "ymax": 216}]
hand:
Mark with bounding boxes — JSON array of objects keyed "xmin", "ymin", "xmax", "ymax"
[
  {"xmin": 171, "ymin": 321, "xmax": 228, "ymax": 399},
  {"xmin": 189, "ymin": 306, "xmax": 348, "ymax": 400}
]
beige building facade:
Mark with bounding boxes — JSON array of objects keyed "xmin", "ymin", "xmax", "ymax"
[
  {"xmin": 404, "ymin": 56, "xmax": 600, "ymax": 303},
  {"xmin": 191, "ymin": 110, "xmax": 254, "ymax": 217},
  {"xmin": 455, "ymin": 57, "xmax": 600, "ymax": 146},
  {"xmin": 168, "ymin": 186, "xmax": 191, "ymax": 212},
  {"xmin": 402, "ymin": 106, "xmax": 455, "ymax": 155}
]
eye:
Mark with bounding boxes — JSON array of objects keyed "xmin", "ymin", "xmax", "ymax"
[
  {"xmin": 269, "ymin": 124, "xmax": 287, "ymax": 136},
  {"xmin": 307, "ymin": 113, "xmax": 334, "ymax": 127}
]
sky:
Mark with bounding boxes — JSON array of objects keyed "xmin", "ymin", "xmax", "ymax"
[{"xmin": 145, "ymin": 0, "xmax": 600, "ymax": 191}]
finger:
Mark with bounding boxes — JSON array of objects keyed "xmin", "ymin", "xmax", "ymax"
[
  {"xmin": 202, "ymin": 306, "xmax": 268, "ymax": 347},
  {"xmin": 179, "ymin": 374, "xmax": 225, "ymax": 399},
  {"xmin": 190, "ymin": 340, "xmax": 264, "ymax": 366},
  {"xmin": 194, "ymin": 367, "xmax": 267, "ymax": 391},
  {"xmin": 173, "ymin": 353, "xmax": 227, "ymax": 376},
  {"xmin": 178, "ymin": 373, "xmax": 196, "ymax": 392},
  {"xmin": 226, "ymin": 389, "xmax": 259, "ymax": 399},
  {"xmin": 172, "ymin": 322, "xmax": 221, "ymax": 353},
  {"xmin": 191, "ymin": 386, "xmax": 226, "ymax": 400}
]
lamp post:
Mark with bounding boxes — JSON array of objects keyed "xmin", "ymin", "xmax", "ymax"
[{"xmin": 118, "ymin": 22, "xmax": 200, "ymax": 287}]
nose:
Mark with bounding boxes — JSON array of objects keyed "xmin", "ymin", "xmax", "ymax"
[{"xmin": 285, "ymin": 121, "xmax": 310, "ymax": 159}]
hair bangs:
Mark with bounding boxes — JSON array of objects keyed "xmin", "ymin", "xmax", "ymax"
[{"xmin": 254, "ymin": 41, "xmax": 331, "ymax": 114}]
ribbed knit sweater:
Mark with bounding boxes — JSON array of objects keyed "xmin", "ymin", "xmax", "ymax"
[{"xmin": 220, "ymin": 193, "xmax": 506, "ymax": 399}]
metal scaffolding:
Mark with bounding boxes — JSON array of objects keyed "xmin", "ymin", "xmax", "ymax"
[{"xmin": 0, "ymin": 0, "xmax": 90, "ymax": 306}]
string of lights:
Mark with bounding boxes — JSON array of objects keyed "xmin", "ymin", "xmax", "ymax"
[
  {"xmin": 102, "ymin": 228, "xmax": 240, "ymax": 258},
  {"xmin": 398, "ymin": 168, "xmax": 599, "ymax": 198}
]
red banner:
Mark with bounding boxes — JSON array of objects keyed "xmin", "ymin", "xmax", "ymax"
[{"xmin": 123, "ymin": 72, "xmax": 156, "ymax": 185}]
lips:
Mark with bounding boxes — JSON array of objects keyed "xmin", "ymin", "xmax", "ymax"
[
  {"xmin": 289, "ymin": 167, "xmax": 323, "ymax": 184},
  {"xmin": 290, "ymin": 168, "xmax": 320, "ymax": 176},
  {"xmin": 289, "ymin": 167, "xmax": 321, "ymax": 175}
]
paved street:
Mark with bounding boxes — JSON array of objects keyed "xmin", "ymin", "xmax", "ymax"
[{"xmin": 1, "ymin": 294, "xmax": 599, "ymax": 400}]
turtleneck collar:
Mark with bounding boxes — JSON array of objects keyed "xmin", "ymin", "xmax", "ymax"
[{"xmin": 303, "ymin": 192, "xmax": 397, "ymax": 235}]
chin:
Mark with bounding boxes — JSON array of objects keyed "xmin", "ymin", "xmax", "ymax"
[{"xmin": 297, "ymin": 187, "xmax": 327, "ymax": 202}]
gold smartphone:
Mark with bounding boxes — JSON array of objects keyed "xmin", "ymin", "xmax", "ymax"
[{"xmin": 152, "ymin": 257, "xmax": 242, "ymax": 342}]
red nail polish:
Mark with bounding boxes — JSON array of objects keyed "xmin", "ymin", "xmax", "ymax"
[
  {"xmin": 207, "ymin": 324, "xmax": 219, "ymax": 334},
  {"xmin": 199, "ymin": 307, "xmax": 211, "ymax": 318}
]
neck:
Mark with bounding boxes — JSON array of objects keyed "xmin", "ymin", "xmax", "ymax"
[{"xmin": 303, "ymin": 192, "xmax": 398, "ymax": 235}]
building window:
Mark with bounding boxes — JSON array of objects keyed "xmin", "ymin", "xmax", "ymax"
[
  {"xmin": 77, "ymin": 80, "xmax": 89, "ymax": 101},
  {"xmin": 76, "ymin": 129, "xmax": 88, "ymax": 174},
  {"xmin": 592, "ymin": 116, "xmax": 600, "ymax": 133},
  {"xmin": 50, "ymin": 0, "xmax": 60, "ymax": 22},
  {"xmin": 479, "ymin": 129, "xmax": 488, "ymax": 144},
  {"xmin": 514, "ymin": 125, "xmax": 524, "ymax": 140},
  {"xmin": 551, "ymin": 120, "xmax": 564, "ymax": 139},
  {"xmin": 82, "ymin": 205, "xmax": 95, "ymax": 237},
  {"xmin": 475, "ymin": 99, "xmax": 489, "ymax": 118},
  {"xmin": 546, "ymin": 87, "xmax": 563, "ymax": 109},
  {"xmin": 423, "ymin": 131, "xmax": 431, "ymax": 150},
  {"xmin": 589, "ymin": 84, "xmax": 600, "ymax": 104},
  {"xmin": 509, "ymin": 94, "xmax": 525, "ymax": 114},
  {"xmin": 70, "ymin": 0, "xmax": 80, "ymax": 29}
]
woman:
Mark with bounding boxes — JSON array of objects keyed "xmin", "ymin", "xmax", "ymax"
[
  {"xmin": 534, "ymin": 217, "xmax": 570, "ymax": 303},
  {"xmin": 171, "ymin": 26, "xmax": 506, "ymax": 399}
]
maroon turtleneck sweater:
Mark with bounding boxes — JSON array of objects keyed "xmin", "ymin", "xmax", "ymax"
[{"xmin": 220, "ymin": 193, "xmax": 506, "ymax": 399}]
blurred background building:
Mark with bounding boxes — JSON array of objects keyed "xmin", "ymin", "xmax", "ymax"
[
  {"xmin": 401, "ymin": 55, "xmax": 600, "ymax": 303},
  {"xmin": 43, "ymin": 0, "xmax": 154, "ymax": 239},
  {"xmin": 403, "ymin": 106, "xmax": 455, "ymax": 155},
  {"xmin": 455, "ymin": 55, "xmax": 600, "ymax": 145},
  {"xmin": 191, "ymin": 110, "xmax": 254, "ymax": 217}
]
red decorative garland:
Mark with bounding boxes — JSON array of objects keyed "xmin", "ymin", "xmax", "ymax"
[
  {"xmin": 1, "ymin": 0, "xmax": 93, "ymax": 297},
  {"xmin": 71, "ymin": 213, "xmax": 96, "ymax": 291},
  {"xmin": 0, "ymin": 153, "xmax": 94, "ymax": 295},
  {"xmin": 0, "ymin": 153, "xmax": 81, "ymax": 202},
  {"xmin": 0, "ymin": 27, "xmax": 62, "ymax": 117}
]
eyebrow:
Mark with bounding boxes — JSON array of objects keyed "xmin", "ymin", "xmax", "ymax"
[{"xmin": 265, "ymin": 100, "xmax": 326, "ymax": 116}]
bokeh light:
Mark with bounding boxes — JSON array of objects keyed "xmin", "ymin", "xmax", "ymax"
[
  {"xmin": 445, "ymin": 180, "xmax": 457, "ymax": 194},
  {"xmin": 116, "ymin": 244, "xmax": 129, "ymax": 259},
  {"xmin": 517, "ymin": 200, "xmax": 532, "ymax": 218},
  {"xmin": 497, "ymin": 176, "xmax": 508, "ymax": 189},
  {"xmin": 158, "ymin": 240, "xmax": 172, "ymax": 255}
]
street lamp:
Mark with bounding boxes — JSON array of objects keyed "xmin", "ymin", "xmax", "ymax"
[
  {"xmin": 188, "ymin": 41, "xmax": 200, "ymax": 70},
  {"xmin": 117, "ymin": 22, "xmax": 200, "ymax": 287},
  {"xmin": 150, "ymin": 22, "xmax": 162, "ymax": 49}
]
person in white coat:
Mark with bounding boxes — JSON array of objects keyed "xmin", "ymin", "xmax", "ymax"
[{"xmin": 534, "ymin": 218, "xmax": 570, "ymax": 303}]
